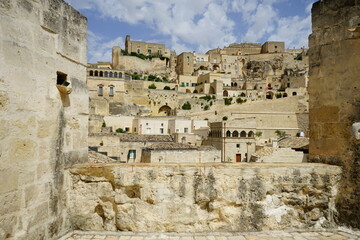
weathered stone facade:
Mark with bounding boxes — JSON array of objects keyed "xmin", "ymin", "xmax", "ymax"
[
  {"xmin": 68, "ymin": 163, "xmax": 341, "ymax": 232},
  {"xmin": 308, "ymin": 0, "xmax": 360, "ymax": 229},
  {"xmin": 0, "ymin": 0, "xmax": 88, "ymax": 239}
]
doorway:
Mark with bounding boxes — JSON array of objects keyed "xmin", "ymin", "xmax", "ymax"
[{"xmin": 236, "ymin": 154, "xmax": 241, "ymax": 162}]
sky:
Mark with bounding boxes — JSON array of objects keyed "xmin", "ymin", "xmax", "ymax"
[{"xmin": 65, "ymin": 0, "xmax": 317, "ymax": 63}]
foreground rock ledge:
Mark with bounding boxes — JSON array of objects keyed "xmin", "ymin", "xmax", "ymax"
[{"xmin": 66, "ymin": 163, "xmax": 341, "ymax": 232}]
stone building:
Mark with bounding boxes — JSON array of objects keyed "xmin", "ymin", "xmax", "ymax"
[
  {"xmin": 261, "ymin": 41, "xmax": 285, "ymax": 53},
  {"xmin": 204, "ymin": 118, "xmax": 257, "ymax": 162},
  {"xmin": 308, "ymin": 0, "xmax": 360, "ymax": 229},
  {"xmin": 0, "ymin": 0, "xmax": 88, "ymax": 239},
  {"xmin": 141, "ymin": 143, "xmax": 221, "ymax": 163},
  {"xmin": 125, "ymin": 35, "xmax": 167, "ymax": 57},
  {"xmin": 176, "ymin": 52, "xmax": 195, "ymax": 75}
]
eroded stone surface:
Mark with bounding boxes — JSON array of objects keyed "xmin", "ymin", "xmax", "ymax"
[{"xmin": 67, "ymin": 163, "xmax": 341, "ymax": 233}]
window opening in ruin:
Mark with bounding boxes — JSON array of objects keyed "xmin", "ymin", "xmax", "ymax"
[
  {"xmin": 292, "ymin": 92, "xmax": 297, "ymax": 96},
  {"xmin": 125, "ymin": 127, "xmax": 130, "ymax": 132},
  {"xmin": 57, "ymin": 72, "xmax": 68, "ymax": 86},
  {"xmin": 184, "ymin": 128, "xmax": 188, "ymax": 133},
  {"xmin": 287, "ymin": 83, "xmax": 290, "ymax": 87},
  {"xmin": 236, "ymin": 144, "xmax": 240, "ymax": 148},
  {"xmin": 160, "ymin": 128, "xmax": 164, "ymax": 134},
  {"xmin": 89, "ymin": 70, "xmax": 94, "ymax": 76},
  {"xmin": 95, "ymin": 71, "xmax": 98, "ymax": 76},
  {"xmin": 100, "ymin": 71, "xmax": 103, "ymax": 77}
]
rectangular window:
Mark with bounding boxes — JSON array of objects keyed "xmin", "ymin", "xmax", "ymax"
[
  {"xmin": 158, "ymin": 50, "xmax": 162, "ymax": 55},
  {"xmin": 148, "ymin": 49, "xmax": 152, "ymax": 54},
  {"xmin": 287, "ymin": 83, "xmax": 290, "ymax": 87},
  {"xmin": 224, "ymin": 65, "xmax": 226, "ymax": 69},
  {"xmin": 98, "ymin": 85, "xmax": 103, "ymax": 96},
  {"xmin": 109, "ymin": 86, "xmax": 114, "ymax": 96},
  {"xmin": 186, "ymin": 83, "xmax": 189, "ymax": 86},
  {"xmin": 160, "ymin": 128, "xmax": 164, "ymax": 134},
  {"xmin": 125, "ymin": 127, "xmax": 130, "ymax": 132},
  {"xmin": 181, "ymin": 82, "xmax": 185, "ymax": 87},
  {"xmin": 128, "ymin": 150, "xmax": 136, "ymax": 159},
  {"xmin": 137, "ymin": 49, "xmax": 141, "ymax": 54},
  {"xmin": 146, "ymin": 128, "xmax": 151, "ymax": 134},
  {"xmin": 236, "ymin": 144, "xmax": 240, "ymax": 148},
  {"xmin": 184, "ymin": 128, "xmax": 188, "ymax": 133}
]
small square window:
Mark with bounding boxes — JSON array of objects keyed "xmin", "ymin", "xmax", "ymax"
[{"xmin": 236, "ymin": 144, "xmax": 240, "ymax": 148}]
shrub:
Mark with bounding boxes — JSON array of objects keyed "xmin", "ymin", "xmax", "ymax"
[
  {"xmin": 199, "ymin": 95, "xmax": 212, "ymax": 101},
  {"xmin": 236, "ymin": 97, "xmax": 247, "ymax": 104},
  {"xmin": 148, "ymin": 84, "xmax": 157, "ymax": 89},
  {"xmin": 131, "ymin": 74, "xmax": 141, "ymax": 80},
  {"xmin": 102, "ymin": 122, "xmax": 106, "ymax": 127},
  {"xmin": 222, "ymin": 116, "xmax": 228, "ymax": 121},
  {"xmin": 148, "ymin": 75, "xmax": 157, "ymax": 81},
  {"xmin": 275, "ymin": 130, "xmax": 286, "ymax": 137},
  {"xmin": 224, "ymin": 97, "xmax": 233, "ymax": 105},
  {"xmin": 163, "ymin": 86, "xmax": 171, "ymax": 90},
  {"xmin": 116, "ymin": 128, "xmax": 126, "ymax": 133},
  {"xmin": 182, "ymin": 102, "xmax": 191, "ymax": 110},
  {"xmin": 204, "ymin": 105, "xmax": 209, "ymax": 111},
  {"xmin": 276, "ymin": 93, "xmax": 282, "ymax": 98},
  {"xmin": 255, "ymin": 131, "xmax": 263, "ymax": 137}
]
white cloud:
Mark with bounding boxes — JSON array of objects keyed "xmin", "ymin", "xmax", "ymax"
[
  {"xmin": 88, "ymin": 31, "xmax": 124, "ymax": 63},
  {"xmin": 67, "ymin": 0, "xmax": 313, "ymax": 60}
]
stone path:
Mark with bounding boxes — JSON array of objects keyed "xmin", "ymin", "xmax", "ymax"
[{"xmin": 61, "ymin": 230, "xmax": 360, "ymax": 240}]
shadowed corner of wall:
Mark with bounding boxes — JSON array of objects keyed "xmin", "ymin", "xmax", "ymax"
[{"xmin": 56, "ymin": 71, "xmax": 71, "ymax": 107}]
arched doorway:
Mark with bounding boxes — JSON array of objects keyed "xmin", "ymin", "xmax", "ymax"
[
  {"xmin": 223, "ymin": 90, "xmax": 229, "ymax": 97},
  {"xmin": 158, "ymin": 105, "xmax": 172, "ymax": 116},
  {"xmin": 209, "ymin": 86, "xmax": 216, "ymax": 94},
  {"xmin": 266, "ymin": 91, "xmax": 274, "ymax": 99},
  {"xmin": 186, "ymin": 89, "xmax": 191, "ymax": 93},
  {"xmin": 193, "ymin": 90, "xmax": 198, "ymax": 93}
]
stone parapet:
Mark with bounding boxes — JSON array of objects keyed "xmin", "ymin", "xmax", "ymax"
[{"xmin": 67, "ymin": 163, "xmax": 341, "ymax": 232}]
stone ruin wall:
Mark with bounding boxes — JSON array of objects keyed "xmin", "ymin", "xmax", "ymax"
[
  {"xmin": 67, "ymin": 163, "xmax": 341, "ymax": 233},
  {"xmin": 309, "ymin": 0, "xmax": 360, "ymax": 229},
  {"xmin": 0, "ymin": 0, "xmax": 88, "ymax": 239}
]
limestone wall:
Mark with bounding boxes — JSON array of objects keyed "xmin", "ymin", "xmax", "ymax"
[
  {"xmin": 308, "ymin": 0, "xmax": 360, "ymax": 229},
  {"xmin": 0, "ymin": 0, "xmax": 88, "ymax": 239},
  {"xmin": 67, "ymin": 163, "xmax": 341, "ymax": 232}
]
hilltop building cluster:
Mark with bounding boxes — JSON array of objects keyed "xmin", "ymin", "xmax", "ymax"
[{"xmin": 87, "ymin": 35, "xmax": 310, "ymax": 164}]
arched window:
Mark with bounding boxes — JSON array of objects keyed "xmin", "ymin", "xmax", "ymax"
[
  {"xmin": 114, "ymin": 72, "xmax": 118, "ymax": 78},
  {"xmin": 104, "ymin": 71, "xmax": 108, "ymax": 77},
  {"xmin": 223, "ymin": 90, "xmax": 228, "ymax": 97},
  {"xmin": 95, "ymin": 71, "xmax": 98, "ymax": 77},
  {"xmin": 248, "ymin": 131, "xmax": 254, "ymax": 138},
  {"xmin": 109, "ymin": 72, "xmax": 113, "ymax": 78},
  {"xmin": 232, "ymin": 131, "xmax": 239, "ymax": 137},
  {"xmin": 119, "ymin": 72, "xmax": 123, "ymax": 78},
  {"xmin": 99, "ymin": 71, "xmax": 103, "ymax": 77},
  {"xmin": 89, "ymin": 70, "xmax": 94, "ymax": 76},
  {"xmin": 240, "ymin": 131, "xmax": 247, "ymax": 138},
  {"xmin": 226, "ymin": 130, "xmax": 231, "ymax": 137},
  {"xmin": 240, "ymin": 92, "xmax": 246, "ymax": 97}
]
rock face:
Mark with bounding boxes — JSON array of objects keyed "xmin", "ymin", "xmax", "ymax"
[
  {"xmin": 68, "ymin": 163, "xmax": 341, "ymax": 232},
  {"xmin": 308, "ymin": 0, "xmax": 360, "ymax": 229}
]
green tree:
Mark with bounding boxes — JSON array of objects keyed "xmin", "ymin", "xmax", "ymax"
[
  {"xmin": 163, "ymin": 86, "xmax": 171, "ymax": 90},
  {"xmin": 255, "ymin": 131, "xmax": 263, "ymax": 137},
  {"xmin": 204, "ymin": 105, "xmax": 209, "ymax": 111},
  {"xmin": 182, "ymin": 102, "xmax": 191, "ymax": 110},
  {"xmin": 224, "ymin": 97, "xmax": 233, "ymax": 105},
  {"xmin": 222, "ymin": 116, "xmax": 228, "ymax": 121}
]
